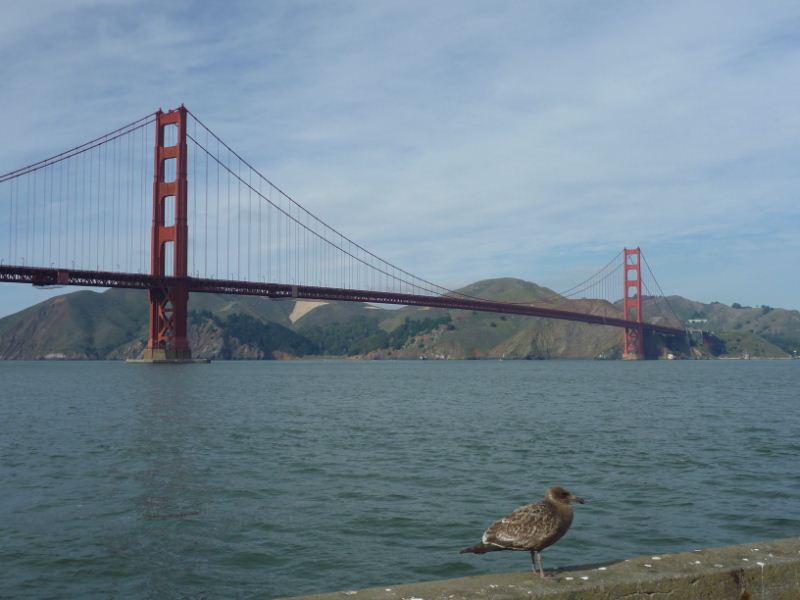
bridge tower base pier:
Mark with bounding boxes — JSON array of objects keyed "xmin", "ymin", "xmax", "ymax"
[
  {"xmin": 623, "ymin": 325, "xmax": 646, "ymax": 360},
  {"xmin": 129, "ymin": 349, "xmax": 208, "ymax": 364}
]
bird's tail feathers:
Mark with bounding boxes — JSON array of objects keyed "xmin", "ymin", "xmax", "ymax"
[{"xmin": 459, "ymin": 542, "xmax": 496, "ymax": 555}]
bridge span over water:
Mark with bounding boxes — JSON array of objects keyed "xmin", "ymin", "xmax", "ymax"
[{"xmin": 0, "ymin": 106, "xmax": 685, "ymax": 360}]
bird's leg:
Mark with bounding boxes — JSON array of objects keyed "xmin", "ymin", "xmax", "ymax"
[
  {"xmin": 530, "ymin": 550, "xmax": 546, "ymax": 577},
  {"xmin": 534, "ymin": 551, "xmax": 545, "ymax": 578}
]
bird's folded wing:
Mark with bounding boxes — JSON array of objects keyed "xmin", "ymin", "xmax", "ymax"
[{"xmin": 482, "ymin": 504, "xmax": 557, "ymax": 549}]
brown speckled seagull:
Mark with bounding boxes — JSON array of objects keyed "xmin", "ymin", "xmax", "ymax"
[{"xmin": 460, "ymin": 486, "xmax": 585, "ymax": 577}]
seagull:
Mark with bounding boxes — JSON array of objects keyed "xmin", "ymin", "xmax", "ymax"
[{"xmin": 459, "ymin": 486, "xmax": 585, "ymax": 577}]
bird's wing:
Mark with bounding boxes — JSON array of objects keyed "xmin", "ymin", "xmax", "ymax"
[{"xmin": 481, "ymin": 502, "xmax": 560, "ymax": 549}]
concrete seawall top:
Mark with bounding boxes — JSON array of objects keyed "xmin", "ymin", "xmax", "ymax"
[{"xmin": 280, "ymin": 537, "xmax": 800, "ymax": 600}]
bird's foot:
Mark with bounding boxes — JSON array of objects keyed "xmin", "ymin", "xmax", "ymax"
[{"xmin": 529, "ymin": 564, "xmax": 550, "ymax": 579}]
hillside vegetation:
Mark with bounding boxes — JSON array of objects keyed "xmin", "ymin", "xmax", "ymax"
[
  {"xmin": 0, "ymin": 278, "xmax": 797, "ymax": 360},
  {"xmin": 661, "ymin": 296, "xmax": 800, "ymax": 357}
]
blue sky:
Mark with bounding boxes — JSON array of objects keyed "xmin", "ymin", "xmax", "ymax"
[{"xmin": 1, "ymin": 0, "xmax": 799, "ymax": 317}]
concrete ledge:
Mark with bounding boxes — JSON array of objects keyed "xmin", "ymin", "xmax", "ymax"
[{"xmin": 281, "ymin": 537, "xmax": 800, "ymax": 600}]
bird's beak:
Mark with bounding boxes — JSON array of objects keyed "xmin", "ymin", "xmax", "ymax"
[{"xmin": 570, "ymin": 494, "xmax": 586, "ymax": 504}]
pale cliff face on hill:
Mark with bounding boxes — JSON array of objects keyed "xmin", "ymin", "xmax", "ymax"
[{"xmin": 0, "ymin": 278, "xmax": 797, "ymax": 359}]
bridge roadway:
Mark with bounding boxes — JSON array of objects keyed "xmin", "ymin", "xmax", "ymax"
[{"xmin": 0, "ymin": 264, "xmax": 686, "ymax": 337}]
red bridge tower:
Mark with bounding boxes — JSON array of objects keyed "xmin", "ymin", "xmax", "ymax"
[
  {"xmin": 623, "ymin": 247, "xmax": 645, "ymax": 360},
  {"xmin": 140, "ymin": 107, "xmax": 192, "ymax": 362}
]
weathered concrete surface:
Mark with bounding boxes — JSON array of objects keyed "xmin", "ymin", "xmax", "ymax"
[{"xmin": 280, "ymin": 537, "xmax": 800, "ymax": 600}]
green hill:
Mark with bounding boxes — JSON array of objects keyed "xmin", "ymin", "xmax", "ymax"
[
  {"xmin": 0, "ymin": 279, "xmax": 797, "ymax": 360},
  {"xmin": 0, "ymin": 289, "xmax": 148, "ymax": 359},
  {"xmin": 374, "ymin": 278, "xmax": 623, "ymax": 359},
  {"xmin": 655, "ymin": 296, "xmax": 800, "ymax": 357}
]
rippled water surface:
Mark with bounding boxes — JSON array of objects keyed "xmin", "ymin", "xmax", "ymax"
[{"xmin": 1, "ymin": 360, "xmax": 799, "ymax": 599}]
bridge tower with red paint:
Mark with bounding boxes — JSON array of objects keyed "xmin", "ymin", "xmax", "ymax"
[
  {"xmin": 622, "ymin": 247, "xmax": 645, "ymax": 360},
  {"xmin": 140, "ymin": 106, "xmax": 193, "ymax": 362}
]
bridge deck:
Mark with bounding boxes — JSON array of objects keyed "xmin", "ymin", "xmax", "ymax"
[{"xmin": 0, "ymin": 264, "xmax": 685, "ymax": 337}]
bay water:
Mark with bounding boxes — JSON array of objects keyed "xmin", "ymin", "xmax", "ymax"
[{"xmin": 1, "ymin": 360, "xmax": 798, "ymax": 598}]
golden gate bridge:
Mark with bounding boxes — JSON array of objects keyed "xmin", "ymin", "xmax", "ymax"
[{"xmin": 0, "ymin": 106, "xmax": 685, "ymax": 361}]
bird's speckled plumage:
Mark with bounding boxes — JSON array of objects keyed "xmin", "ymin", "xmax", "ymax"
[
  {"xmin": 460, "ymin": 486, "xmax": 585, "ymax": 577},
  {"xmin": 482, "ymin": 496, "xmax": 573, "ymax": 550}
]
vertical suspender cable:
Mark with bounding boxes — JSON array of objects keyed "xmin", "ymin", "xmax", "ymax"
[
  {"xmin": 112, "ymin": 135, "xmax": 117, "ymax": 269},
  {"xmin": 216, "ymin": 138, "xmax": 220, "ymax": 278},
  {"xmin": 204, "ymin": 127, "xmax": 209, "ymax": 278},
  {"xmin": 192, "ymin": 118, "xmax": 197, "ymax": 276},
  {"xmin": 236, "ymin": 157, "xmax": 240, "ymax": 279},
  {"xmin": 226, "ymin": 146, "xmax": 231, "ymax": 278},
  {"xmin": 8, "ymin": 176, "xmax": 13, "ymax": 261},
  {"xmin": 248, "ymin": 166, "xmax": 252, "ymax": 280}
]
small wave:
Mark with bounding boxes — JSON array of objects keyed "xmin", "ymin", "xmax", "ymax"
[{"xmin": 143, "ymin": 511, "xmax": 200, "ymax": 521}]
